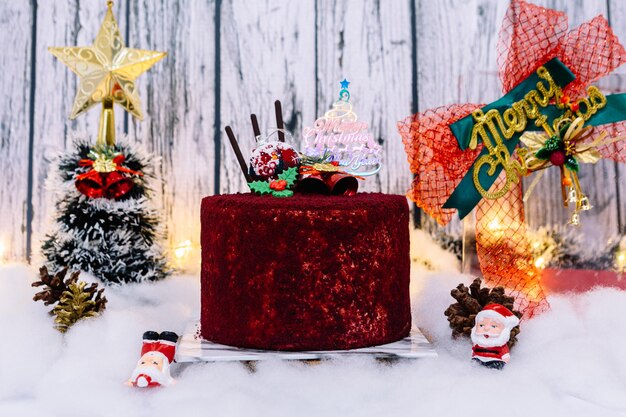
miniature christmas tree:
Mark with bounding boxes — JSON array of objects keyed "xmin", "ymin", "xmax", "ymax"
[
  {"xmin": 42, "ymin": 1, "xmax": 169, "ymax": 284},
  {"xmin": 42, "ymin": 140, "xmax": 169, "ymax": 284}
]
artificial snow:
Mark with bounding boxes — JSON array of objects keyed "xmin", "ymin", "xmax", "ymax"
[{"xmin": 1, "ymin": 230, "xmax": 626, "ymax": 416}]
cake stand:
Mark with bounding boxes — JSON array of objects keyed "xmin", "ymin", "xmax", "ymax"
[{"xmin": 175, "ymin": 322, "xmax": 437, "ymax": 362}]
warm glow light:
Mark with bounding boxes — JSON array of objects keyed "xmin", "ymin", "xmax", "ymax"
[
  {"xmin": 617, "ymin": 251, "xmax": 626, "ymax": 271},
  {"xmin": 174, "ymin": 240, "xmax": 192, "ymax": 259},
  {"xmin": 0, "ymin": 240, "xmax": 5, "ymax": 262},
  {"xmin": 487, "ymin": 218, "xmax": 502, "ymax": 231},
  {"xmin": 534, "ymin": 256, "xmax": 546, "ymax": 269}
]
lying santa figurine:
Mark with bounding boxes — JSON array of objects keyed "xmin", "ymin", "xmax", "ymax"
[
  {"xmin": 470, "ymin": 303, "xmax": 520, "ymax": 370},
  {"xmin": 127, "ymin": 330, "xmax": 179, "ymax": 388}
]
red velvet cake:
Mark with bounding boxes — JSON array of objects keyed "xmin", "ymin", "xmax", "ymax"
[{"xmin": 200, "ymin": 193, "xmax": 411, "ymax": 351}]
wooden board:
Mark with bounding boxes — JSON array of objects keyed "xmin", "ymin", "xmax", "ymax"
[
  {"xmin": 0, "ymin": 2, "xmax": 33, "ymax": 260},
  {"xmin": 128, "ymin": 0, "xmax": 216, "ymax": 258},
  {"xmin": 315, "ymin": 0, "xmax": 414, "ymax": 194},
  {"xmin": 31, "ymin": 1, "xmax": 129, "ymax": 264},
  {"xmin": 218, "ymin": 0, "xmax": 317, "ymax": 194}
]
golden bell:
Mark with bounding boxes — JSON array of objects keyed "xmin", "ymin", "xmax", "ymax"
[
  {"xmin": 568, "ymin": 212, "xmax": 581, "ymax": 226},
  {"xmin": 580, "ymin": 196, "xmax": 593, "ymax": 211}
]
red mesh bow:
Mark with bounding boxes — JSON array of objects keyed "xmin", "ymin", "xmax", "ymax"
[{"xmin": 398, "ymin": 0, "xmax": 626, "ymax": 318}]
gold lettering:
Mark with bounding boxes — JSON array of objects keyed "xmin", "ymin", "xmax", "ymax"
[
  {"xmin": 467, "ymin": 65, "xmax": 608, "ymax": 200},
  {"xmin": 467, "ymin": 65, "xmax": 562, "ymax": 198}
]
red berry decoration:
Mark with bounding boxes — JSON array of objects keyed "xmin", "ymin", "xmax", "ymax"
[
  {"xmin": 549, "ymin": 150, "xmax": 566, "ymax": 166},
  {"xmin": 570, "ymin": 102, "xmax": 580, "ymax": 113},
  {"xmin": 270, "ymin": 179, "xmax": 287, "ymax": 191}
]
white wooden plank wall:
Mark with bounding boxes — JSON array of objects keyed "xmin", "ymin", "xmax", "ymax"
[
  {"xmin": 129, "ymin": 0, "xmax": 216, "ymax": 256},
  {"xmin": 0, "ymin": 1, "xmax": 32, "ymax": 261},
  {"xmin": 0, "ymin": 0, "xmax": 623, "ymax": 263},
  {"xmin": 219, "ymin": 0, "xmax": 317, "ymax": 194}
]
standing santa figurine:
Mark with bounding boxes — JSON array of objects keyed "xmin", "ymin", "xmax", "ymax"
[
  {"xmin": 471, "ymin": 304, "xmax": 520, "ymax": 370},
  {"xmin": 127, "ymin": 331, "xmax": 178, "ymax": 387}
]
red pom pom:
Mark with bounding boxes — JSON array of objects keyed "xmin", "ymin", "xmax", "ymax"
[{"xmin": 549, "ymin": 150, "xmax": 566, "ymax": 166}]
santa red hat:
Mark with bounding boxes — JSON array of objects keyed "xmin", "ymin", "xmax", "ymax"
[{"xmin": 475, "ymin": 304, "xmax": 520, "ymax": 329}]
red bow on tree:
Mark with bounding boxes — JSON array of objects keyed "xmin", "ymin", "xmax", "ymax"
[{"xmin": 76, "ymin": 153, "xmax": 143, "ymax": 199}]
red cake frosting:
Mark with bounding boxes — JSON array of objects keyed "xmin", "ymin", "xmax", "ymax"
[{"xmin": 200, "ymin": 193, "xmax": 411, "ymax": 351}]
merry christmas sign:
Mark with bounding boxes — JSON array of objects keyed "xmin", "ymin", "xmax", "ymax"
[{"xmin": 302, "ymin": 80, "xmax": 382, "ymax": 176}]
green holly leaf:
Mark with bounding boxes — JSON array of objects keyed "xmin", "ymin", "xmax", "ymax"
[
  {"xmin": 249, "ymin": 181, "xmax": 272, "ymax": 195},
  {"xmin": 277, "ymin": 167, "xmax": 299, "ymax": 188},
  {"xmin": 271, "ymin": 189, "xmax": 294, "ymax": 198},
  {"xmin": 535, "ymin": 148, "xmax": 551, "ymax": 160}
]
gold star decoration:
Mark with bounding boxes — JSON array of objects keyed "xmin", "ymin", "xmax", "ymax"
[{"xmin": 49, "ymin": 1, "xmax": 166, "ymax": 123}]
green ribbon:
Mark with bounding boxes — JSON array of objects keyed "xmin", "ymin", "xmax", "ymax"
[{"xmin": 442, "ymin": 57, "xmax": 626, "ymax": 219}]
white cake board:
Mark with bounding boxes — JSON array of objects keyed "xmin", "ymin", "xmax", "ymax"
[{"xmin": 175, "ymin": 321, "xmax": 437, "ymax": 362}]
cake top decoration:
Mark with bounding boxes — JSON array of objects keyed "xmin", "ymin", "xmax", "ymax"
[
  {"xmin": 302, "ymin": 80, "xmax": 382, "ymax": 177},
  {"xmin": 224, "ymin": 94, "xmax": 366, "ymax": 197}
]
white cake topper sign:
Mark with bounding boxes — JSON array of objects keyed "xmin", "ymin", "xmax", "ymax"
[{"xmin": 302, "ymin": 80, "xmax": 382, "ymax": 176}]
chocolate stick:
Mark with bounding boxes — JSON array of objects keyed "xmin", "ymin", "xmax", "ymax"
[
  {"xmin": 274, "ymin": 100, "xmax": 285, "ymax": 142},
  {"xmin": 250, "ymin": 114, "xmax": 261, "ymax": 138},
  {"xmin": 225, "ymin": 126, "xmax": 251, "ymax": 183}
]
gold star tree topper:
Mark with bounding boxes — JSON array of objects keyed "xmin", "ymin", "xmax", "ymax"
[{"xmin": 49, "ymin": 1, "xmax": 166, "ymax": 146}]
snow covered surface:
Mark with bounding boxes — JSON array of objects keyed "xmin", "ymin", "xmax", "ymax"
[{"xmin": 1, "ymin": 230, "xmax": 626, "ymax": 416}]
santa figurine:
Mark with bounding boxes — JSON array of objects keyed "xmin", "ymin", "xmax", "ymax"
[
  {"xmin": 470, "ymin": 304, "xmax": 520, "ymax": 370},
  {"xmin": 127, "ymin": 330, "xmax": 179, "ymax": 388}
]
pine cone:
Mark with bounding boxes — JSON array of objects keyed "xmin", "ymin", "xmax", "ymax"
[
  {"xmin": 32, "ymin": 266, "xmax": 80, "ymax": 309},
  {"xmin": 444, "ymin": 277, "xmax": 521, "ymax": 348},
  {"xmin": 53, "ymin": 281, "xmax": 108, "ymax": 333}
]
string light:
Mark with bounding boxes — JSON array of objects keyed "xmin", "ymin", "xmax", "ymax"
[
  {"xmin": 487, "ymin": 218, "xmax": 502, "ymax": 232},
  {"xmin": 172, "ymin": 239, "xmax": 200, "ymax": 273},
  {"xmin": 174, "ymin": 240, "xmax": 192, "ymax": 260},
  {"xmin": 534, "ymin": 256, "xmax": 546, "ymax": 269},
  {"xmin": 0, "ymin": 240, "xmax": 6, "ymax": 262},
  {"xmin": 616, "ymin": 251, "xmax": 626, "ymax": 272}
]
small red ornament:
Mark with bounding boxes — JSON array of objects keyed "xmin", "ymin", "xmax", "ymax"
[
  {"xmin": 104, "ymin": 171, "xmax": 135, "ymax": 199},
  {"xmin": 549, "ymin": 150, "xmax": 566, "ymax": 166},
  {"xmin": 570, "ymin": 102, "xmax": 580, "ymax": 113},
  {"xmin": 249, "ymin": 140, "xmax": 300, "ymax": 181}
]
